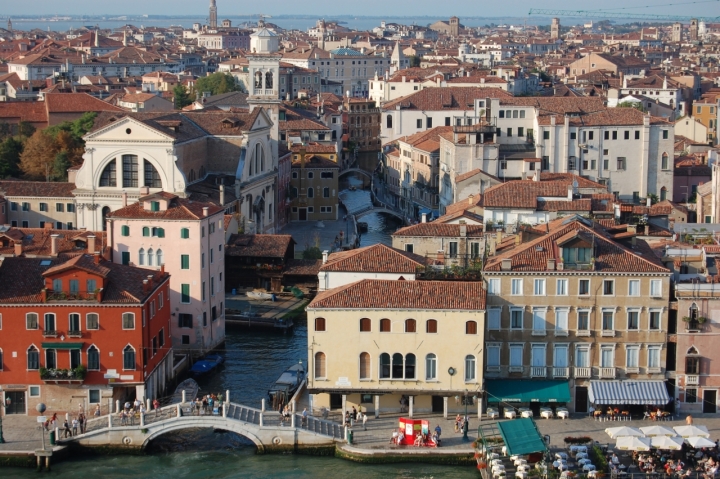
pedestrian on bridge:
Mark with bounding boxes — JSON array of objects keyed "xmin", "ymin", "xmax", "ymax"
[
  {"xmin": 71, "ymin": 417, "xmax": 79, "ymax": 436},
  {"xmin": 153, "ymin": 399, "xmax": 160, "ymax": 418},
  {"xmin": 63, "ymin": 419, "xmax": 71, "ymax": 438},
  {"xmin": 302, "ymin": 408, "xmax": 308, "ymax": 427},
  {"xmin": 362, "ymin": 411, "xmax": 368, "ymax": 431}
]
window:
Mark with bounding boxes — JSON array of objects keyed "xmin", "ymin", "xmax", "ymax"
[
  {"xmin": 466, "ymin": 320, "xmax": 477, "ymax": 334},
  {"xmin": 509, "ymin": 344, "xmax": 523, "ymax": 368},
  {"xmin": 307, "ymin": 188, "xmax": 314, "ymax": 198},
  {"xmin": 532, "ymin": 308, "xmax": 546, "ymax": 332},
  {"xmin": 600, "ymin": 346, "xmax": 614, "ymax": 368},
  {"xmin": 579, "ymin": 279, "xmax": 590, "ymax": 295},
  {"xmin": 686, "ymin": 388, "xmax": 698, "ymax": 403},
  {"xmin": 650, "ymin": 280, "xmax": 662, "ymax": 297},
  {"xmin": 22, "ymin": 202, "xmax": 29, "ymax": 211},
  {"xmin": 624, "ymin": 130, "xmax": 630, "ymax": 140},
  {"xmin": 180, "ymin": 228, "xmax": 190, "ymax": 239},
  {"xmin": 405, "ymin": 353, "xmax": 416, "ymax": 379},
  {"xmin": 69, "ymin": 313, "xmax": 80, "ymax": 332},
  {"xmin": 627, "ymin": 310, "xmax": 640, "ymax": 330},
  {"xmin": 648, "ymin": 346, "xmax": 661, "ymax": 369},
  {"xmin": 26, "ymin": 313, "xmax": 38, "ymax": 330},
  {"xmin": 612, "ymin": 131, "xmax": 618, "ymax": 140},
  {"xmin": 488, "ymin": 309, "xmax": 500, "ymax": 330},
  {"xmin": 121, "ymin": 252, "xmax": 130, "ymax": 265},
  {"xmin": 510, "ymin": 308, "xmax": 523, "ymax": 329},
  {"xmin": 181, "ymin": 284, "xmax": 190, "ymax": 303},
  {"xmin": 602, "ymin": 310, "xmax": 614, "ymax": 331},
  {"xmin": 44, "ymin": 313, "xmax": 55, "ymax": 333},
  {"xmin": 159, "ymin": 328, "xmax": 164, "ymax": 347},
  {"xmin": 315, "ymin": 317, "xmax": 326, "ymax": 331},
  {"xmin": 543, "ymin": 131, "xmax": 550, "ymax": 140},
  {"xmin": 123, "ymin": 345, "xmax": 136, "ymax": 370},
  {"xmin": 45, "ymin": 349, "xmax": 56, "ymax": 369},
  {"xmin": 55, "ymin": 203, "xmax": 64, "ymax": 213},
  {"xmin": 426, "ymin": 353, "xmax": 437, "ymax": 380},
  {"xmin": 628, "ymin": 280, "xmax": 640, "ymax": 296},
  {"xmin": 380, "ymin": 318, "xmax": 391, "ymax": 332},
  {"xmin": 576, "ymin": 346, "xmax": 589, "ymax": 368},
  {"xmin": 52, "ymin": 279, "xmax": 62, "ymax": 292},
  {"xmin": 603, "ymin": 280, "xmax": 614, "ymax": 295},
  {"xmin": 662, "ymin": 130, "xmax": 669, "ymax": 140},
  {"xmin": 465, "ymin": 355, "xmax": 476, "ymax": 382},
  {"xmin": 179, "ymin": 313, "xmax": 192, "ymax": 328},
  {"xmin": 577, "ymin": 310, "xmax": 590, "ymax": 331},
  {"xmin": 416, "ymin": 119, "xmax": 422, "ymax": 129},
  {"xmin": 487, "ymin": 278, "xmax": 500, "ymax": 295},
  {"xmin": 534, "ymin": 279, "xmax": 546, "ymax": 296},
  {"xmin": 487, "ymin": 344, "xmax": 500, "ymax": 368},
  {"xmin": 323, "ymin": 187, "xmax": 330, "ymax": 198},
  {"xmin": 686, "ymin": 356, "xmax": 700, "ymax": 374},
  {"xmin": 181, "ymin": 335, "xmax": 190, "ymax": 345},
  {"xmin": 86, "ymin": 313, "xmax": 99, "ymax": 330},
  {"xmin": 121, "ymin": 225, "xmax": 130, "ymax": 236},
  {"xmin": 531, "ymin": 344, "xmax": 546, "ymax": 368},
  {"xmin": 100, "ymin": 160, "xmax": 117, "ymax": 187},
  {"xmin": 27, "ymin": 346, "xmax": 39, "ymax": 370},
  {"xmin": 555, "ymin": 309, "xmax": 568, "ymax": 333},
  {"xmin": 122, "ymin": 155, "xmax": 139, "ymax": 188},
  {"xmin": 392, "ymin": 353, "xmax": 404, "ymax": 379},
  {"xmin": 359, "ymin": 318, "xmax": 371, "ymax": 332},
  {"xmin": 405, "ymin": 318, "xmax": 416, "ymax": 333},
  {"xmin": 69, "ymin": 280, "xmax": 79, "ymax": 293},
  {"xmin": 511, "ymin": 278, "xmax": 523, "ymax": 295},
  {"xmin": 626, "ymin": 345, "xmax": 639, "ymax": 369},
  {"xmin": 568, "ymin": 156, "xmax": 576, "ymax": 170},
  {"xmin": 380, "ymin": 353, "xmax": 391, "ymax": 379},
  {"xmin": 144, "ymin": 161, "xmax": 161, "ymax": 188},
  {"xmin": 506, "ymin": 128, "xmax": 512, "ymax": 137},
  {"xmin": 29, "ymin": 386, "xmax": 40, "ymax": 397},
  {"xmin": 119, "ymin": 312, "xmax": 134, "ymax": 329},
  {"xmin": 649, "ymin": 310, "xmax": 661, "ymax": 330},
  {"xmin": 556, "ymin": 279, "xmax": 568, "ymax": 296},
  {"xmin": 181, "ymin": 255, "xmax": 190, "ymax": 270},
  {"xmin": 386, "ymin": 115, "xmax": 392, "ymax": 128},
  {"xmin": 138, "ymin": 248, "xmax": 145, "ymax": 266},
  {"xmin": 426, "ymin": 117, "xmax": 432, "ymax": 128},
  {"xmin": 449, "ymin": 241, "xmax": 458, "ymax": 258},
  {"xmin": 70, "ymin": 349, "xmax": 81, "ymax": 369},
  {"xmin": 554, "ymin": 345, "xmax": 568, "ymax": 368},
  {"xmin": 360, "ymin": 352, "xmax": 371, "ymax": 379},
  {"xmin": 150, "ymin": 201, "xmax": 160, "ymax": 212},
  {"xmin": 67, "ymin": 204, "xmax": 75, "ymax": 213},
  {"xmin": 617, "ymin": 157, "xmax": 626, "ymax": 170},
  {"xmin": 39, "ymin": 202, "xmax": 48, "ymax": 212}
]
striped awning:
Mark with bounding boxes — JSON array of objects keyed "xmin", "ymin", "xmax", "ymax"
[{"xmin": 589, "ymin": 380, "xmax": 670, "ymax": 405}]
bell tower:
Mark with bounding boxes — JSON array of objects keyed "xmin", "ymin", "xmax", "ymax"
[{"xmin": 209, "ymin": 0, "xmax": 218, "ymax": 29}]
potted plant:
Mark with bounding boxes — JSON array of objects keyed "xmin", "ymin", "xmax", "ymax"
[
  {"xmin": 682, "ymin": 316, "xmax": 692, "ymax": 323},
  {"xmin": 697, "ymin": 316, "xmax": 707, "ymax": 324}
]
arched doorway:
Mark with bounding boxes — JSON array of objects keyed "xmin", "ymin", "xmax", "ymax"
[{"xmin": 101, "ymin": 207, "xmax": 111, "ymax": 231}]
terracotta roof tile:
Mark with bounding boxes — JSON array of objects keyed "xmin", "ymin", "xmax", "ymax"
[
  {"xmin": 45, "ymin": 93, "xmax": 125, "ymax": 113},
  {"xmin": 225, "ymin": 234, "xmax": 294, "ymax": 258},
  {"xmin": 393, "ymin": 223, "xmax": 484, "ymax": 237},
  {"xmin": 107, "ymin": 195, "xmax": 224, "ymax": 220},
  {"xmin": 382, "ymin": 87, "xmax": 511, "ymax": 112},
  {"xmin": 320, "ymin": 244, "xmax": 428, "ymax": 273},
  {"xmin": 0, "ymin": 181, "xmax": 76, "ymax": 198}
]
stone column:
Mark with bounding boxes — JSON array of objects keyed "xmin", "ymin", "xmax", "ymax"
[
  {"xmin": 182, "ymin": 390, "xmax": 186, "ymax": 404},
  {"xmin": 341, "ymin": 395, "xmax": 347, "ymax": 418},
  {"xmin": 409, "ymin": 396, "xmax": 414, "ymax": 418},
  {"xmin": 261, "ymin": 398, "xmax": 266, "ymax": 412},
  {"xmin": 226, "ymin": 390, "xmax": 230, "ymax": 404},
  {"xmin": 374, "ymin": 395, "xmax": 380, "ymax": 418},
  {"xmin": 478, "ymin": 396, "xmax": 483, "ymax": 420},
  {"xmin": 259, "ymin": 412, "xmax": 264, "ymax": 427},
  {"xmin": 443, "ymin": 396, "xmax": 448, "ymax": 419},
  {"xmin": 116, "ymin": 400, "xmax": 120, "ymax": 414},
  {"xmin": 108, "ymin": 413, "xmax": 112, "ymax": 428},
  {"xmin": 147, "ymin": 398, "xmax": 151, "ymax": 411}
]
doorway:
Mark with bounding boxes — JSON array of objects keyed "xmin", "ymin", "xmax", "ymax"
[
  {"xmin": 299, "ymin": 208, "xmax": 307, "ymax": 221},
  {"xmin": 703, "ymin": 390, "xmax": 717, "ymax": 414},
  {"xmin": 575, "ymin": 386, "xmax": 589, "ymax": 413},
  {"xmin": 4, "ymin": 391, "xmax": 26, "ymax": 414},
  {"xmin": 329, "ymin": 393, "xmax": 342, "ymax": 410},
  {"xmin": 432, "ymin": 395, "xmax": 444, "ymax": 413}
]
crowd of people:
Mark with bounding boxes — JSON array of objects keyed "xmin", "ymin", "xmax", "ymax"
[
  {"xmin": 192, "ymin": 393, "xmax": 222, "ymax": 415},
  {"xmin": 42, "ymin": 408, "xmax": 87, "ymax": 438},
  {"xmin": 631, "ymin": 443, "xmax": 720, "ymax": 479},
  {"xmin": 344, "ymin": 406, "xmax": 368, "ymax": 430}
]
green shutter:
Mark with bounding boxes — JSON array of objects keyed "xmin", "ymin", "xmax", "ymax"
[
  {"xmin": 181, "ymin": 284, "xmax": 190, "ymax": 303},
  {"xmin": 181, "ymin": 255, "xmax": 189, "ymax": 270},
  {"xmin": 143, "ymin": 227, "xmax": 149, "ymax": 237},
  {"xmin": 157, "ymin": 228, "xmax": 165, "ymax": 238},
  {"xmin": 121, "ymin": 252, "xmax": 130, "ymax": 265},
  {"xmin": 151, "ymin": 201, "xmax": 159, "ymax": 212},
  {"xmin": 121, "ymin": 225, "xmax": 129, "ymax": 236},
  {"xmin": 181, "ymin": 228, "xmax": 189, "ymax": 239}
]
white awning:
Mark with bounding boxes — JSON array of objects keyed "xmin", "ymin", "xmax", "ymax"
[{"xmin": 589, "ymin": 380, "xmax": 670, "ymax": 405}]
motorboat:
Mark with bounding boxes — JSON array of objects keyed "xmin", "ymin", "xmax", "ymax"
[
  {"xmin": 268, "ymin": 362, "xmax": 305, "ymax": 409},
  {"xmin": 189, "ymin": 354, "xmax": 225, "ymax": 376},
  {"xmin": 246, "ymin": 290, "xmax": 273, "ymax": 300},
  {"xmin": 171, "ymin": 378, "xmax": 199, "ymax": 404}
]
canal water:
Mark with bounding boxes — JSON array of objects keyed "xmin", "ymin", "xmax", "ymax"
[{"xmin": 340, "ymin": 174, "xmax": 401, "ymax": 248}]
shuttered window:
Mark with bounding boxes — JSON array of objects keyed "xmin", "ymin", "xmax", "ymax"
[
  {"xmin": 359, "ymin": 352, "xmax": 370, "ymax": 379},
  {"xmin": 315, "ymin": 317, "xmax": 326, "ymax": 331},
  {"xmin": 314, "ymin": 352, "xmax": 326, "ymax": 378}
]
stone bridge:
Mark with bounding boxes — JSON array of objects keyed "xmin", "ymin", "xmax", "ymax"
[
  {"xmin": 59, "ymin": 402, "xmax": 343, "ymax": 453},
  {"xmin": 339, "ymin": 168, "xmax": 373, "ymax": 180},
  {"xmin": 355, "ymin": 206, "xmax": 405, "ymax": 222}
]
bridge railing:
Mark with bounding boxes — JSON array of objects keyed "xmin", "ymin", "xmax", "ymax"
[
  {"xmin": 226, "ymin": 402, "xmax": 263, "ymax": 426},
  {"xmin": 294, "ymin": 412, "xmax": 343, "ymax": 439}
]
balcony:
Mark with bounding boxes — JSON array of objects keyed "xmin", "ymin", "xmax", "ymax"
[
  {"xmin": 625, "ymin": 367, "xmax": 640, "ymax": 374},
  {"xmin": 553, "ymin": 367, "xmax": 570, "ymax": 379},
  {"xmin": 42, "ymin": 330, "xmax": 58, "ymax": 338},
  {"xmin": 576, "ymin": 330, "xmax": 591, "ymax": 337},
  {"xmin": 68, "ymin": 330, "xmax": 82, "ymax": 338},
  {"xmin": 686, "ymin": 375, "xmax": 699, "ymax": 386},
  {"xmin": 39, "ymin": 366, "xmax": 86, "ymax": 384},
  {"xmin": 601, "ymin": 330, "xmax": 615, "ymax": 337},
  {"xmin": 574, "ymin": 367, "xmax": 592, "ymax": 378},
  {"xmin": 46, "ymin": 290, "xmax": 100, "ymax": 302},
  {"xmin": 600, "ymin": 367, "xmax": 617, "ymax": 379},
  {"xmin": 531, "ymin": 366, "xmax": 547, "ymax": 378},
  {"xmin": 508, "ymin": 366, "xmax": 524, "ymax": 373}
]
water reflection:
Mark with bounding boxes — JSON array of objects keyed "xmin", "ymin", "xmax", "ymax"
[{"xmin": 340, "ymin": 175, "xmax": 400, "ymax": 247}]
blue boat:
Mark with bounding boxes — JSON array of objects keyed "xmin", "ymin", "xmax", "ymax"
[{"xmin": 189, "ymin": 354, "xmax": 225, "ymax": 376}]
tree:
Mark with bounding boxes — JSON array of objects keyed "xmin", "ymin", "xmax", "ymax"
[
  {"xmin": 409, "ymin": 55, "xmax": 421, "ymax": 67},
  {"xmin": 52, "ymin": 150, "xmax": 71, "ymax": 181},
  {"xmin": 302, "ymin": 246, "xmax": 323, "ymax": 260},
  {"xmin": 173, "ymin": 84, "xmax": 193, "ymax": 109},
  {"xmin": 19, "ymin": 130, "xmax": 58, "ymax": 181},
  {"xmin": 0, "ymin": 137, "xmax": 23, "ymax": 178},
  {"xmin": 195, "ymin": 72, "xmax": 239, "ymax": 96}
]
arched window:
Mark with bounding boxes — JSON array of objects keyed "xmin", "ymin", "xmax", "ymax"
[
  {"xmin": 315, "ymin": 317, "xmax": 326, "ymax": 331},
  {"xmin": 689, "ymin": 303, "xmax": 698, "ymax": 321},
  {"xmin": 122, "ymin": 155, "xmax": 139, "ymax": 188},
  {"xmin": 255, "ymin": 143, "xmax": 265, "ymax": 173},
  {"xmin": 360, "ymin": 352, "xmax": 371, "ymax": 379},
  {"xmin": 380, "ymin": 353, "xmax": 391, "ymax": 378},
  {"xmin": 465, "ymin": 354, "xmax": 476, "ymax": 381},
  {"xmin": 314, "ymin": 352, "xmax": 326, "ymax": 379},
  {"xmin": 156, "ymin": 249, "xmax": 163, "ymax": 266},
  {"xmin": 661, "ymin": 152, "xmax": 669, "ymax": 170},
  {"xmin": 360, "ymin": 318, "xmax": 371, "ymax": 332},
  {"xmin": 426, "ymin": 353, "xmax": 437, "ymax": 380},
  {"xmin": 308, "ymin": 187, "xmax": 314, "ymax": 198},
  {"xmin": 87, "ymin": 345, "xmax": 100, "ymax": 370},
  {"xmin": 45, "ymin": 348, "xmax": 56, "ymax": 369},
  {"xmin": 392, "ymin": 353, "xmax": 404, "ymax": 379},
  {"xmin": 99, "ymin": 160, "xmax": 117, "ymax": 187},
  {"xmin": 405, "ymin": 318, "xmax": 416, "ymax": 333},
  {"xmin": 255, "ymin": 71, "xmax": 263, "ymax": 88},
  {"xmin": 138, "ymin": 248, "xmax": 145, "ymax": 266},
  {"xmin": 144, "ymin": 160, "xmax": 161, "ymax": 188},
  {"xmin": 265, "ymin": 71, "xmax": 274, "ymax": 89},
  {"xmin": 380, "ymin": 318, "xmax": 391, "ymax": 332},
  {"xmin": 405, "ymin": 353, "xmax": 416, "ymax": 379},
  {"xmin": 426, "ymin": 319, "xmax": 438, "ymax": 333},
  {"xmin": 27, "ymin": 345, "xmax": 39, "ymax": 370},
  {"xmin": 386, "ymin": 114, "xmax": 393, "ymax": 128},
  {"xmin": 123, "ymin": 345, "xmax": 136, "ymax": 370},
  {"xmin": 86, "ymin": 313, "xmax": 99, "ymax": 330},
  {"xmin": 660, "ymin": 187, "xmax": 667, "ymax": 201},
  {"xmin": 147, "ymin": 248, "xmax": 154, "ymax": 266},
  {"xmin": 466, "ymin": 320, "xmax": 477, "ymax": 335}
]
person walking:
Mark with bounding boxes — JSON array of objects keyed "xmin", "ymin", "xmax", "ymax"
[
  {"xmin": 362, "ymin": 411, "xmax": 368, "ymax": 431},
  {"xmin": 63, "ymin": 419, "xmax": 71, "ymax": 438},
  {"xmin": 302, "ymin": 408, "xmax": 308, "ymax": 427},
  {"xmin": 79, "ymin": 413, "xmax": 85, "ymax": 434},
  {"xmin": 434, "ymin": 424, "xmax": 442, "ymax": 445},
  {"xmin": 94, "ymin": 404, "xmax": 101, "ymax": 417},
  {"xmin": 153, "ymin": 399, "xmax": 160, "ymax": 418},
  {"xmin": 71, "ymin": 417, "xmax": 79, "ymax": 436},
  {"xmin": 120, "ymin": 409, "xmax": 127, "ymax": 426}
]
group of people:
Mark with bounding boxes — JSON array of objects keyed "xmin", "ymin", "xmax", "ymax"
[
  {"xmin": 454, "ymin": 414, "xmax": 469, "ymax": 433},
  {"xmin": 344, "ymin": 406, "xmax": 368, "ymax": 430},
  {"xmin": 120, "ymin": 398, "xmax": 146, "ymax": 425},
  {"xmin": 631, "ymin": 441, "xmax": 720, "ymax": 478},
  {"xmin": 389, "ymin": 425, "xmax": 441, "ymax": 447},
  {"xmin": 43, "ymin": 409, "xmax": 87, "ymax": 438},
  {"xmin": 193, "ymin": 393, "xmax": 222, "ymax": 415}
]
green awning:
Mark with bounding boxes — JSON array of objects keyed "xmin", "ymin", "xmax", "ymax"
[
  {"xmin": 41, "ymin": 342, "xmax": 83, "ymax": 350},
  {"xmin": 486, "ymin": 379, "xmax": 571, "ymax": 403},
  {"xmin": 497, "ymin": 418, "xmax": 548, "ymax": 456}
]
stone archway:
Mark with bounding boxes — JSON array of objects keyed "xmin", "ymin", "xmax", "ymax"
[{"xmin": 141, "ymin": 420, "xmax": 265, "ymax": 453}]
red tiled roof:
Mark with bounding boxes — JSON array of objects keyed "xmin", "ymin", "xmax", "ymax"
[
  {"xmin": 308, "ymin": 279, "xmax": 487, "ymax": 310},
  {"xmin": 393, "ymin": 223, "xmax": 484, "ymax": 237},
  {"xmin": 108, "ymin": 195, "xmax": 224, "ymax": 220},
  {"xmin": 444, "ymin": 194, "xmax": 483, "ymax": 216},
  {"xmin": 382, "ymin": 87, "xmax": 511, "ymax": 112},
  {"xmin": 0, "ymin": 101, "xmax": 47, "ymax": 123},
  {"xmin": 45, "ymin": 93, "xmax": 125, "ymax": 113},
  {"xmin": 0, "ymin": 228, "xmax": 105, "ymax": 258},
  {"xmin": 225, "ymin": 234, "xmax": 294, "ymax": 258},
  {"xmin": 320, "ymin": 243, "xmax": 427, "ymax": 273},
  {"xmin": 0, "ymin": 181, "xmax": 76, "ymax": 198}
]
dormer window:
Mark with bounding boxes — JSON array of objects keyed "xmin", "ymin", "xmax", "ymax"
[{"xmin": 150, "ymin": 201, "xmax": 160, "ymax": 212}]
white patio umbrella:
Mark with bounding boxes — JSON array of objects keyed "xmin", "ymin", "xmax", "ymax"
[
  {"xmin": 673, "ymin": 425, "xmax": 710, "ymax": 438},
  {"xmin": 606, "ymin": 426, "xmax": 644, "ymax": 439},
  {"xmin": 640, "ymin": 425, "xmax": 677, "ymax": 437},
  {"xmin": 685, "ymin": 436, "xmax": 716, "ymax": 448},
  {"xmin": 616, "ymin": 436, "xmax": 652, "ymax": 451},
  {"xmin": 651, "ymin": 436, "xmax": 684, "ymax": 450}
]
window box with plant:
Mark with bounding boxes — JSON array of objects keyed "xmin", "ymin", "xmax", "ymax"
[
  {"xmin": 683, "ymin": 316, "xmax": 706, "ymax": 331},
  {"xmin": 39, "ymin": 365, "xmax": 86, "ymax": 382}
]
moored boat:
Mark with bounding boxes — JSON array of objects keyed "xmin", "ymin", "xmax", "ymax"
[
  {"xmin": 189, "ymin": 354, "xmax": 225, "ymax": 376},
  {"xmin": 246, "ymin": 290, "xmax": 273, "ymax": 300},
  {"xmin": 268, "ymin": 362, "xmax": 305, "ymax": 409},
  {"xmin": 171, "ymin": 378, "xmax": 199, "ymax": 404}
]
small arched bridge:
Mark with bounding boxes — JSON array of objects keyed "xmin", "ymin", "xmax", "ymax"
[
  {"xmin": 339, "ymin": 168, "xmax": 373, "ymax": 180},
  {"xmin": 60, "ymin": 402, "xmax": 342, "ymax": 453},
  {"xmin": 354, "ymin": 206, "xmax": 405, "ymax": 222}
]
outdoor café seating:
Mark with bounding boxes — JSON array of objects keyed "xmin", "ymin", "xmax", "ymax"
[
  {"xmin": 504, "ymin": 409, "xmax": 517, "ymax": 419},
  {"xmin": 557, "ymin": 407, "xmax": 569, "ymax": 419},
  {"xmin": 518, "ymin": 407, "xmax": 533, "ymax": 418},
  {"xmin": 515, "ymin": 472, "xmax": 527, "ymax": 479},
  {"xmin": 487, "ymin": 408, "xmax": 499, "ymax": 420},
  {"xmin": 570, "ymin": 445, "xmax": 588, "ymax": 454},
  {"xmin": 514, "ymin": 458, "xmax": 528, "ymax": 466},
  {"xmin": 583, "ymin": 464, "xmax": 596, "ymax": 472},
  {"xmin": 556, "ymin": 452, "xmax": 568, "ymax": 461},
  {"xmin": 540, "ymin": 407, "xmax": 554, "ymax": 419}
]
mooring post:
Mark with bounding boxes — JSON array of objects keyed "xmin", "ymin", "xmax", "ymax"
[
  {"xmin": 140, "ymin": 412, "xmax": 145, "ymax": 427},
  {"xmin": 108, "ymin": 412, "xmax": 112, "ymax": 428},
  {"xmin": 176, "ymin": 404, "xmax": 181, "ymax": 417},
  {"xmin": 222, "ymin": 403, "xmax": 227, "ymax": 418},
  {"xmin": 259, "ymin": 412, "xmax": 264, "ymax": 427},
  {"xmin": 45, "ymin": 456, "xmax": 50, "ymax": 471},
  {"xmin": 146, "ymin": 398, "xmax": 151, "ymax": 411},
  {"xmin": 226, "ymin": 390, "xmax": 230, "ymax": 404},
  {"xmin": 36, "ymin": 456, "xmax": 41, "ymax": 472},
  {"xmin": 261, "ymin": 398, "xmax": 265, "ymax": 413},
  {"xmin": 116, "ymin": 400, "xmax": 120, "ymax": 414},
  {"xmin": 182, "ymin": 390, "xmax": 186, "ymax": 404}
]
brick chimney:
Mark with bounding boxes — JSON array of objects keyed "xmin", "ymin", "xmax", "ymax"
[
  {"xmin": 50, "ymin": 234, "xmax": 60, "ymax": 256},
  {"xmin": 203, "ymin": 206, "xmax": 209, "ymax": 217},
  {"xmin": 547, "ymin": 258, "xmax": 556, "ymax": 271},
  {"xmin": 147, "ymin": 274, "xmax": 154, "ymax": 289},
  {"xmin": 122, "ymin": 191, "xmax": 128, "ymax": 207},
  {"xmin": 94, "ymin": 252, "xmax": 101, "ymax": 264},
  {"xmin": 87, "ymin": 234, "xmax": 96, "ymax": 254},
  {"xmin": 14, "ymin": 242, "xmax": 22, "ymax": 256},
  {"xmin": 143, "ymin": 279, "xmax": 149, "ymax": 294}
]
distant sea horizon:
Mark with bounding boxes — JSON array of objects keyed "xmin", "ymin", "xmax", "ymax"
[{"xmin": 0, "ymin": 14, "xmax": 646, "ymax": 33}]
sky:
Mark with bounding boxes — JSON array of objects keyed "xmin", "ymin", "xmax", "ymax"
[{"xmin": 2, "ymin": 0, "xmax": 717, "ymax": 18}]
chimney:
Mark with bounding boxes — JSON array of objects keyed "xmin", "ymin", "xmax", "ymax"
[
  {"xmin": 468, "ymin": 194, "xmax": 474, "ymax": 205},
  {"xmin": 87, "ymin": 234, "xmax": 96, "ymax": 253},
  {"xmin": 143, "ymin": 279, "xmax": 149, "ymax": 294},
  {"xmin": 147, "ymin": 274, "xmax": 154, "ymax": 289},
  {"xmin": 628, "ymin": 224, "xmax": 637, "ymax": 234},
  {"xmin": 203, "ymin": 206, "xmax": 209, "ymax": 217},
  {"xmin": 459, "ymin": 224, "xmax": 467, "ymax": 237},
  {"xmin": 501, "ymin": 258, "xmax": 512, "ymax": 271},
  {"xmin": 14, "ymin": 242, "xmax": 22, "ymax": 256},
  {"xmin": 94, "ymin": 252, "xmax": 101, "ymax": 264},
  {"xmin": 122, "ymin": 191, "xmax": 128, "ymax": 207},
  {"xmin": 50, "ymin": 234, "xmax": 60, "ymax": 256},
  {"xmin": 219, "ymin": 183, "xmax": 225, "ymax": 205},
  {"xmin": 644, "ymin": 225, "xmax": 649, "ymax": 236},
  {"xmin": 568, "ymin": 185, "xmax": 573, "ymax": 200},
  {"xmin": 322, "ymin": 250, "xmax": 329, "ymax": 264},
  {"xmin": 140, "ymin": 186, "xmax": 150, "ymax": 195},
  {"xmin": 646, "ymin": 196, "xmax": 652, "ymax": 207},
  {"xmin": 421, "ymin": 213, "xmax": 427, "ymax": 223},
  {"xmin": 547, "ymin": 258, "xmax": 556, "ymax": 271}
]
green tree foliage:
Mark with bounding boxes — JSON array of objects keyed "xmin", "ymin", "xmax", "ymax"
[
  {"xmin": 52, "ymin": 150, "xmax": 71, "ymax": 181},
  {"xmin": 302, "ymin": 246, "xmax": 323, "ymax": 260},
  {"xmin": 409, "ymin": 55, "xmax": 421, "ymax": 67},
  {"xmin": 20, "ymin": 130, "xmax": 58, "ymax": 181},
  {"xmin": 173, "ymin": 84, "xmax": 193, "ymax": 109},
  {"xmin": 0, "ymin": 137, "xmax": 23, "ymax": 178},
  {"xmin": 195, "ymin": 72, "xmax": 239, "ymax": 96},
  {"xmin": 617, "ymin": 101, "xmax": 647, "ymax": 113}
]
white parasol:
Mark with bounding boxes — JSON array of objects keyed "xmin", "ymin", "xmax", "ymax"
[
  {"xmin": 673, "ymin": 425, "xmax": 710, "ymax": 438},
  {"xmin": 650, "ymin": 436, "xmax": 684, "ymax": 450},
  {"xmin": 606, "ymin": 426, "xmax": 644, "ymax": 439},
  {"xmin": 640, "ymin": 425, "xmax": 677, "ymax": 437},
  {"xmin": 685, "ymin": 436, "xmax": 716, "ymax": 448},
  {"xmin": 616, "ymin": 436, "xmax": 652, "ymax": 451}
]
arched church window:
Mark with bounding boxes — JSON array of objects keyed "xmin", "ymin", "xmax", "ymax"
[
  {"xmin": 255, "ymin": 71, "xmax": 263, "ymax": 89},
  {"xmin": 265, "ymin": 71, "xmax": 273, "ymax": 89},
  {"xmin": 143, "ymin": 160, "xmax": 161, "ymax": 188},
  {"xmin": 99, "ymin": 160, "xmax": 117, "ymax": 187}
]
